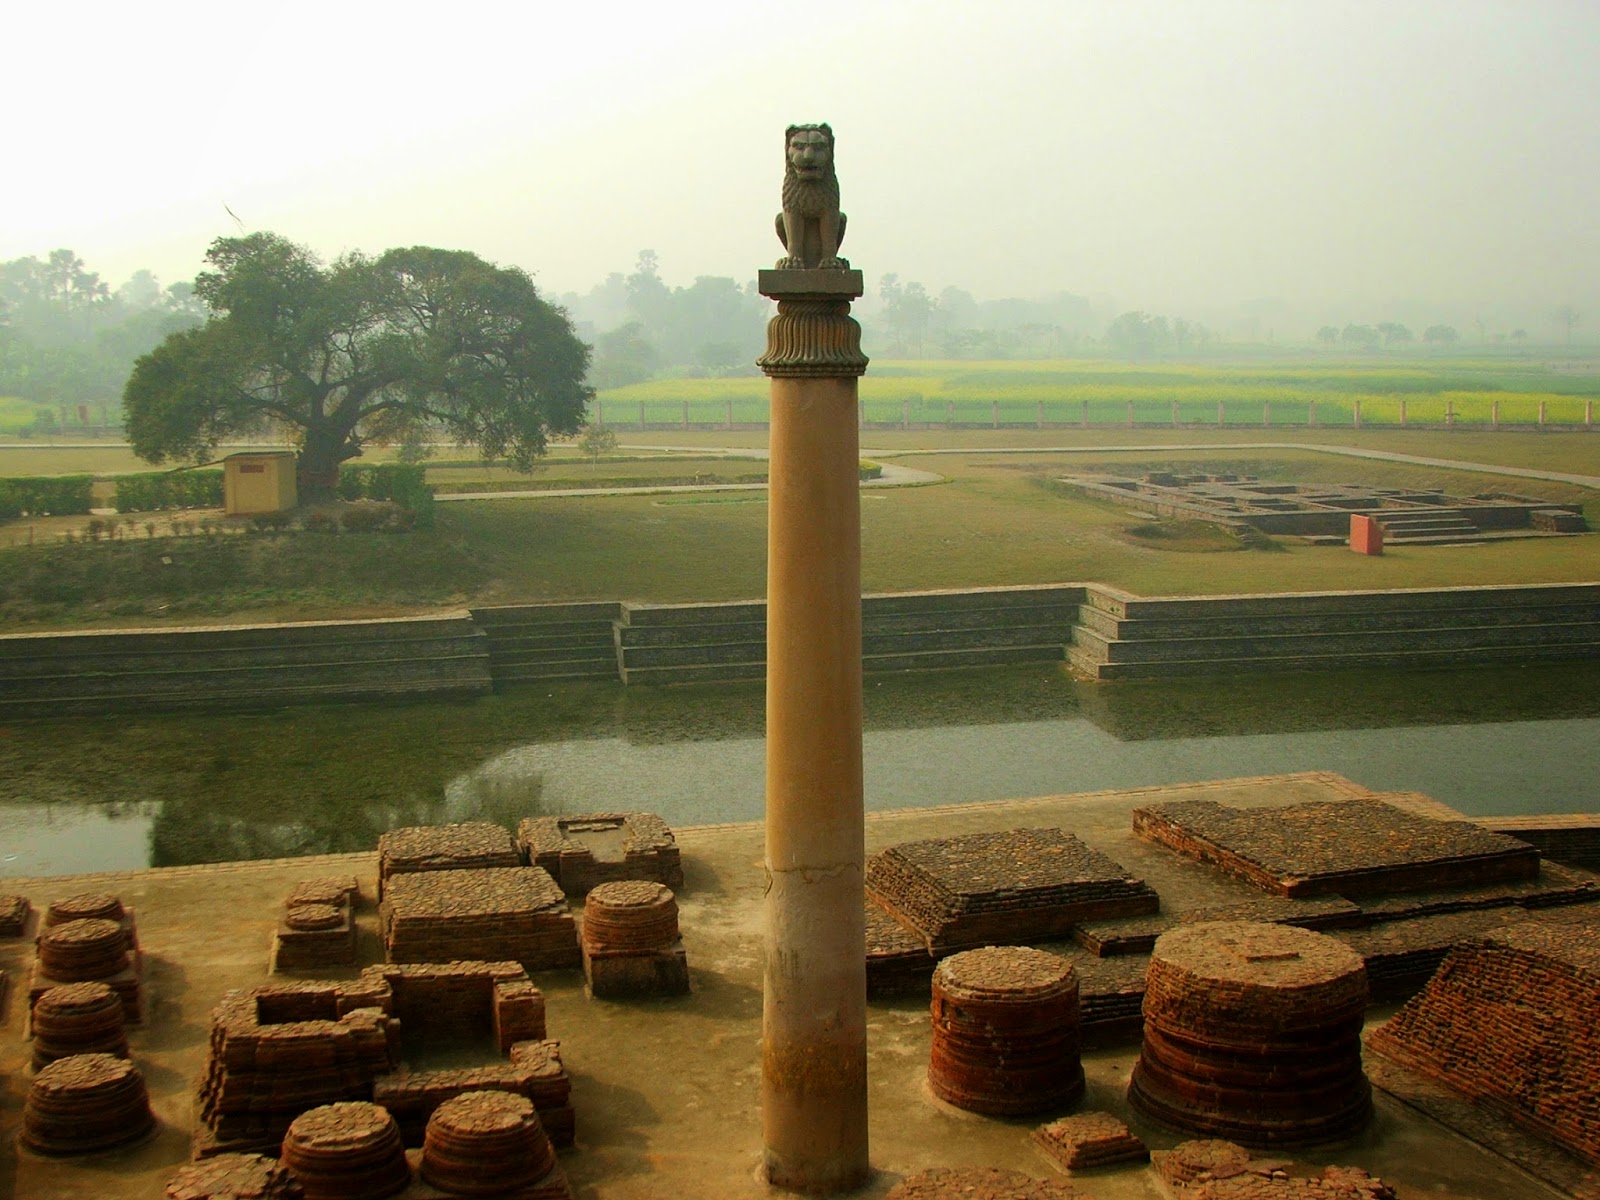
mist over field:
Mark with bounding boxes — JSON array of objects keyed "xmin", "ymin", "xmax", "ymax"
[{"xmin": 3, "ymin": 0, "xmax": 1597, "ymax": 342}]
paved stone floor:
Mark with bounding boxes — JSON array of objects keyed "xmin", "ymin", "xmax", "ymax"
[{"xmin": 0, "ymin": 773, "xmax": 1577, "ymax": 1199}]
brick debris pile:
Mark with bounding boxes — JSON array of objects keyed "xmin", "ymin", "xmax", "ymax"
[
  {"xmin": 1132, "ymin": 799, "xmax": 1539, "ymax": 898},
  {"xmin": 373, "ymin": 1041, "xmax": 575, "ymax": 1149},
  {"xmin": 928, "ymin": 946, "xmax": 1085, "ymax": 1116},
  {"xmin": 381, "ymin": 868, "xmax": 580, "ymax": 972},
  {"xmin": 884, "ymin": 1166, "xmax": 1089, "ymax": 1199},
  {"xmin": 280, "ymin": 1101, "xmax": 410, "ymax": 1200},
  {"xmin": 1366, "ymin": 919, "xmax": 1600, "ymax": 1166},
  {"xmin": 1032, "ymin": 1110, "xmax": 1147, "ymax": 1171},
  {"xmin": 21, "ymin": 1051, "xmax": 157, "ymax": 1156},
  {"xmin": 1129, "ymin": 922, "xmax": 1371, "ymax": 1147},
  {"xmin": 867, "ymin": 827, "xmax": 1159, "ymax": 953},
  {"xmin": 1154, "ymin": 1140, "xmax": 1397, "ymax": 1198},
  {"xmin": 377, "ymin": 822, "xmax": 521, "ymax": 899},
  {"xmin": 164, "ymin": 1152, "xmax": 304, "ymax": 1200},
  {"xmin": 581, "ymin": 880, "xmax": 689, "ymax": 999},
  {"xmin": 196, "ymin": 983, "xmax": 401, "ymax": 1156},
  {"xmin": 30, "ymin": 981, "xmax": 129, "ymax": 1068},
  {"xmin": 415, "ymin": 1090, "xmax": 569, "ymax": 1199},
  {"xmin": 274, "ymin": 877, "xmax": 360, "ymax": 971},
  {"xmin": 518, "ymin": 812, "xmax": 684, "ymax": 896}
]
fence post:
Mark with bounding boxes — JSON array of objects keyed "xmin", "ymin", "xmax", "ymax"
[
  {"xmin": 596, "ymin": 398, "xmax": 604, "ymax": 426},
  {"xmin": 639, "ymin": 401, "xmax": 646, "ymax": 431},
  {"xmin": 1539, "ymin": 400, "xmax": 1547, "ymax": 429},
  {"xmin": 683, "ymin": 400, "xmax": 689, "ymax": 430},
  {"xmin": 1263, "ymin": 400, "xmax": 1271, "ymax": 428},
  {"xmin": 1492, "ymin": 400, "xmax": 1499, "ymax": 431},
  {"xmin": 727, "ymin": 398, "xmax": 734, "ymax": 430},
  {"xmin": 1309, "ymin": 399, "xmax": 1317, "ymax": 428},
  {"xmin": 1081, "ymin": 399, "xmax": 1089, "ymax": 428},
  {"xmin": 902, "ymin": 398, "xmax": 909, "ymax": 431},
  {"xmin": 1126, "ymin": 399, "xmax": 1134, "ymax": 429},
  {"xmin": 1354, "ymin": 399, "xmax": 1361, "ymax": 429},
  {"xmin": 1446, "ymin": 398, "xmax": 1454, "ymax": 428},
  {"xmin": 1400, "ymin": 398, "xmax": 1407, "ymax": 428},
  {"xmin": 1217, "ymin": 400, "xmax": 1224, "ymax": 427},
  {"xmin": 947, "ymin": 400, "xmax": 954, "ymax": 429},
  {"xmin": 1587, "ymin": 399, "xmax": 1593, "ymax": 429},
  {"xmin": 1037, "ymin": 400, "xmax": 1044, "ymax": 430},
  {"xmin": 992, "ymin": 400, "xmax": 999, "ymax": 429}
]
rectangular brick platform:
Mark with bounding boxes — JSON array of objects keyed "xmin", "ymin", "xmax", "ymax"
[
  {"xmin": 518, "ymin": 813, "xmax": 684, "ymax": 896},
  {"xmin": 865, "ymin": 827, "xmax": 1159, "ymax": 954},
  {"xmin": 378, "ymin": 823, "xmax": 521, "ymax": 899},
  {"xmin": 381, "ymin": 868, "xmax": 580, "ymax": 972},
  {"xmin": 1132, "ymin": 798, "xmax": 1540, "ymax": 898}
]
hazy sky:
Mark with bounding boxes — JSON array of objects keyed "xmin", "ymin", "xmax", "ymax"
[{"xmin": 6, "ymin": 0, "xmax": 1598, "ymax": 331}]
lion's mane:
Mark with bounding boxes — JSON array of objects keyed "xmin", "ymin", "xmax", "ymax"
[{"xmin": 782, "ymin": 124, "xmax": 841, "ymax": 219}]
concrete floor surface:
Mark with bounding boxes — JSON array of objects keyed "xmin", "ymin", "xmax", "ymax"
[{"xmin": 0, "ymin": 773, "xmax": 1574, "ymax": 1199}]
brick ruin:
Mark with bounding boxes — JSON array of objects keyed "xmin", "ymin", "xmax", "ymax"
[
  {"xmin": 928, "ymin": 946, "xmax": 1084, "ymax": 1116},
  {"xmin": 1128, "ymin": 922, "xmax": 1372, "ymax": 1148},
  {"xmin": 30, "ymin": 980, "xmax": 129, "ymax": 1069},
  {"xmin": 381, "ymin": 867, "xmax": 580, "ymax": 973},
  {"xmin": 1152, "ymin": 1139, "xmax": 1399, "ymax": 1198},
  {"xmin": 279, "ymin": 1100, "xmax": 411, "ymax": 1199},
  {"xmin": 164, "ymin": 1152, "xmax": 303, "ymax": 1199},
  {"xmin": 0, "ymin": 892, "xmax": 32, "ymax": 936},
  {"xmin": 518, "ymin": 812, "xmax": 684, "ymax": 896},
  {"xmin": 414, "ymin": 1090, "xmax": 569, "ymax": 1199},
  {"xmin": 194, "ymin": 962, "xmax": 572, "ymax": 1159},
  {"xmin": 579, "ymin": 880, "xmax": 689, "ymax": 999},
  {"xmin": 866, "ymin": 827, "xmax": 1159, "ymax": 953},
  {"xmin": 377, "ymin": 823, "xmax": 522, "ymax": 900},
  {"xmin": 273, "ymin": 876, "xmax": 361, "ymax": 972},
  {"xmin": 22, "ymin": 1051, "xmax": 157, "ymax": 1156},
  {"xmin": 1132, "ymin": 799, "xmax": 1540, "ymax": 898},
  {"xmin": 1366, "ymin": 919, "xmax": 1600, "ymax": 1167},
  {"xmin": 885, "ymin": 1166, "xmax": 1090, "ymax": 1199},
  {"xmin": 29, "ymin": 891, "xmax": 143, "ymax": 1024},
  {"xmin": 1032, "ymin": 1110, "xmax": 1148, "ymax": 1171}
]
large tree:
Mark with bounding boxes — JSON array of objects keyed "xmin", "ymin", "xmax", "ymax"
[{"xmin": 123, "ymin": 233, "xmax": 591, "ymax": 495}]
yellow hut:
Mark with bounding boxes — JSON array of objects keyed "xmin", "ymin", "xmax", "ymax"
[{"xmin": 223, "ymin": 451, "xmax": 298, "ymax": 515}]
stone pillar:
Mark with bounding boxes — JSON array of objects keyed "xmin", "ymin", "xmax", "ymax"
[{"xmin": 757, "ymin": 266, "xmax": 870, "ymax": 1194}]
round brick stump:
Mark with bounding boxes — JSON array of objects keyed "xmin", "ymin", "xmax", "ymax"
[
  {"xmin": 21, "ymin": 1052, "xmax": 156, "ymax": 1156},
  {"xmin": 886, "ymin": 1166, "xmax": 1088, "ymax": 1198},
  {"xmin": 37, "ymin": 918, "xmax": 130, "ymax": 982},
  {"xmin": 420, "ymin": 1089, "xmax": 556, "ymax": 1195},
  {"xmin": 582, "ymin": 881, "xmax": 680, "ymax": 952},
  {"xmin": 46, "ymin": 893, "xmax": 125, "ymax": 926},
  {"xmin": 30, "ymin": 982, "xmax": 129, "ymax": 1069},
  {"xmin": 284, "ymin": 903, "xmax": 344, "ymax": 932},
  {"xmin": 1128, "ymin": 921, "xmax": 1371, "ymax": 1147},
  {"xmin": 166, "ymin": 1152, "xmax": 305, "ymax": 1199},
  {"xmin": 927, "ymin": 946, "xmax": 1085, "ymax": 1116},
  {"xmin": 281, "ymin": 1102, "xmax": 410, "ymax": 1200}
]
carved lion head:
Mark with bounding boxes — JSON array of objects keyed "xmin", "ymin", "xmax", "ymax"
[{"xmin": 785, "ymin": 124, "xmax": 835, "ymax": 182}]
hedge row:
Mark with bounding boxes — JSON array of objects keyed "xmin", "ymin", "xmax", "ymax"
[
  {"xmin": 113, "ymin": 470, "xmax": 225, "ymax": 513},
  {"xmin": 0, "ymin": 475, "xmax": 96, "ymax": 518},
  {"xmin": 338, "ymin": 463, "xmax": 434, "ymax": 526}
]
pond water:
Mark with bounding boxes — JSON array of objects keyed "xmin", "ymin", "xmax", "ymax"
[{"xmin": 3, "ymin": 661, "xmax": 1598, "ymax": 878}]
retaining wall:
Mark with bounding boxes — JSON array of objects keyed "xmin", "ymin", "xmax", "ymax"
[{"xmin": 3, "ymin": 581, "xmax": 1598, "ymax": 714}]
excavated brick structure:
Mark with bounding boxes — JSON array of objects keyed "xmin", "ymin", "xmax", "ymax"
[
  {"xmin": 1153, "ymin": 1140, "xmax": 1398, "ymax": 1198},
  {"xmin": 867, "ymin": 827, "xmax": 1159, "ymax": 954},
  {"xmin": 274, "ymin": 877, "xmax": 361, "ymax": 971},
  {"xmin": 377, "ymin": 823, "xmax": 521, "ymax": 899},
  {"xmin": 1366, "ymin": 920, "xmax": 1600, "ymax": 1166},
  {"xmin": 580, "ymin": 881, "xmax": 689, "ymax": 998},
  {"xmin": 416, "ymin": 1090, "xmax": 569, "ymax": 1199},
  {"xmin": 1032, "ymin": 1110, "xmax": 1148, "ymax": 1171},
  {"xmin": 1129, "ymin": 922, "xmax": 1371, "ymax": 1147},
  {"xmin": 927, "ymin": 946, "xmax": 1085, "ymax": 1116},
  {"xmin": 165, "ymin": 1152, "xmax": 305, "ymax": 1199},
  {"xmin": 30, "ymin": 981, "xmax": 129, "ymax": 1068},
  {"xmin": 279, "ymin": 1102, "xmax": 410, "ymax": 1200},
  {"xmin": 21, "ymin": 1051, "xmax": 157, "ymax": 1156},
  {"xmin": 885, "ymin": 1166, "xmax": 1089, "ymax": 1198},
  {"xmin": 30, "ymin": 914, "xmax": 143, "ymax": 1023},
  {"xmin": 381, "ymin": 868, "xmax": 579, "ymax": 972},
  {"xmin": 1, "ymin": 893, "xmax": 33, "ymax": 936},
  {"xmin": 517, "ymin": 811, "xmax": 684, "ymax": 896}
]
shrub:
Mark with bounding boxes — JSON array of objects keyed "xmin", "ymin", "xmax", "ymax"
[
  {"xmin": 0, "ymin": 475, "xmax": 95, "ymax": 516},
  {"xmin": 337, "ymin": 462, "xmax": 434, "ymax": 528},
  {"xmin": 113, "ymin": 469, "xmax": 224, "ymax": 513},
  {"xmin": 339, "ymin": 500, "xmax": 414, "ymax": 533},
  {"xmin": 250, "ymin": 512, "xmax": 294, "ymax": 532},
  {"xmin": 303, "ymin": 509, "xmax": 341, "ymax": 534},
  {"xmin": 859, "ymin": 459, "xmax": 884, "ymax": 480}
]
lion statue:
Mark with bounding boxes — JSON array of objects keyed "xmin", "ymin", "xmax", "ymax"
[{"xmin": 775, "ymin": 123, "xmax": 848, "ymax": 270}]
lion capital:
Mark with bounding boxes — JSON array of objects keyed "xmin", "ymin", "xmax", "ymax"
[{"xmin": 774, "ymin": 123, "xmax": 849, "ymax": 271}]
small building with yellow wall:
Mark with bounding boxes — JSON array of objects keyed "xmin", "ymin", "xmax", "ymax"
[{"xmin": 223, "ymin": 451, "xmax": 298, "ymax": 515}]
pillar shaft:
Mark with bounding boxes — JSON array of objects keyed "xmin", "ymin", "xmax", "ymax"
[{"xmin": 758, "ymin": 271, "xmax": 869, "ymax": 1194}]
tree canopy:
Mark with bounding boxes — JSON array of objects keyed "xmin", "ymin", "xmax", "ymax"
[{"xmin": 123, "ymin": 233, "xmax": 591, "ymax": 493}]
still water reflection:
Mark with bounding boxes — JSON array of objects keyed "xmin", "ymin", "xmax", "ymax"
[{"xmin": 2, "ymin": 662, "xmax": 1597, "ymax": 878}]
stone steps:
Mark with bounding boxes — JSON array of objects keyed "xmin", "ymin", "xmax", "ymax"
[
  {"xmin": 469, "ymin": 603, "xmax": 623, "ymax": 687},
  {"xmin": 1068, "ymin": 583, "xmax": 1600, "ymax": 681}
]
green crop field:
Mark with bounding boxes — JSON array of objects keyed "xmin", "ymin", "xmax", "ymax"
[{"xmin": 594, "ymin": 358, "xmax": 1600, "ymax": 430}]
